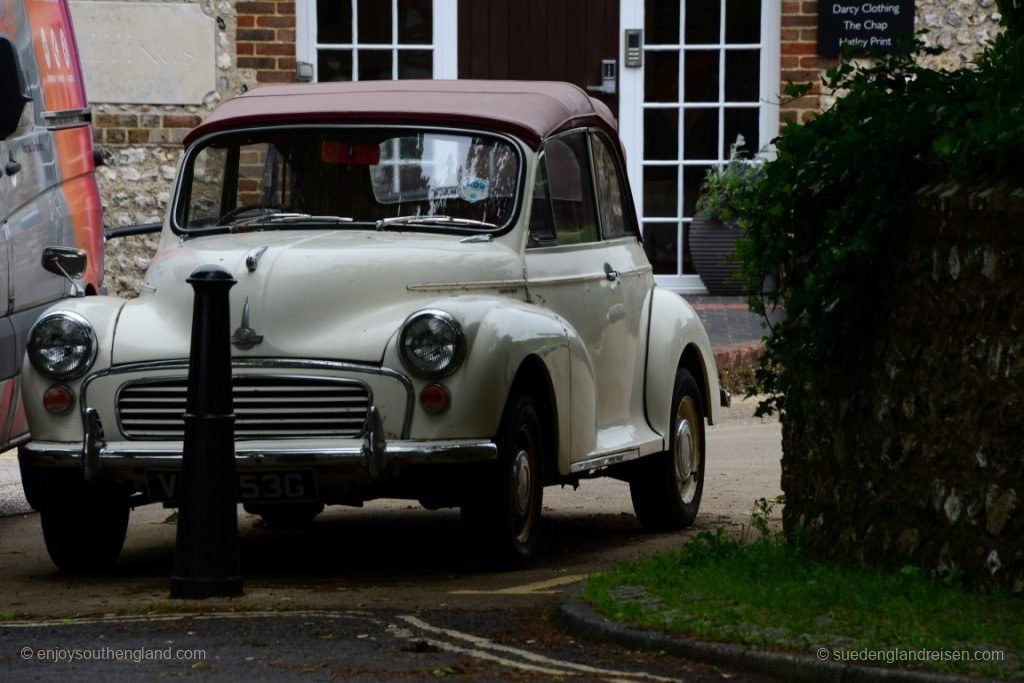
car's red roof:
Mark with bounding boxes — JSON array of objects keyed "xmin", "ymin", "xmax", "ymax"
[{"xmin": 183, "ymin": 80, "xmax": 618, "ymax": 149}]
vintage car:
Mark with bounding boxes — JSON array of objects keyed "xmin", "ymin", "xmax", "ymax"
[{"xmin": 19, "ymin": 80, "xmax": 723, "ymax": 571}]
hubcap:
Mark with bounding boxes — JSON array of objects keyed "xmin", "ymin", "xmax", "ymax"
[
  {"xmin": 513, "ymin": 449, "xmax": 532, "ymax": 517},
  {"xmin": 675, "ymin": 420, "xmax": 694, "ymax": 479},
  {"xmin": 674, "ymin": 396, "xmax": 701, "ymax": 504}
]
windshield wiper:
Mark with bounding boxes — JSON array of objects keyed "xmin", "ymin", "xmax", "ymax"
[
  {"xmin": 229, "ymin": 212, "xmax": 354, "ymax": 230},
  {"xmin": 375, "ymin": 215, "xmax": 497, "ymax": 230}
]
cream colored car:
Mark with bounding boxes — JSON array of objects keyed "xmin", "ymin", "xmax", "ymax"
[{"xmin": 19, "ymin": 81, "xmax": 723, "ymax": 571}]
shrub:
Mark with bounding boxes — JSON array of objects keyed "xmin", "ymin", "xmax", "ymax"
[{"xmin": 735, "ymin": 19, "xmax": 1024, "ymax": 417}]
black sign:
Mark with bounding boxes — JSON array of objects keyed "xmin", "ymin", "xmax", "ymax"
[{"xmin": 818, "ymin": 1, "xmax": 915, "ymax": 56}]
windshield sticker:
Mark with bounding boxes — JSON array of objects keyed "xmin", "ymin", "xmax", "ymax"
[{"xmin": 459, "ymin": 177, "xmax": 489, "ymax": 203}]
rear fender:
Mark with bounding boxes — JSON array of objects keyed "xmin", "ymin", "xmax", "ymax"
[{"xmin": 645, "ymin": 289, "xmax": 721, "ymax": 438}]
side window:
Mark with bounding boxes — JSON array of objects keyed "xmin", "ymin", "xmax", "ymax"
[
  {"xmin": 530, "ymin": 133, "xmax": 599, "ymax": 246},
  {"xmin": 591, "ymin": 134, "xmax": 630, "ymax": 239},
  {"xmin": 528, "ymin": 152, "xmax": 556, "ymax": 244}
]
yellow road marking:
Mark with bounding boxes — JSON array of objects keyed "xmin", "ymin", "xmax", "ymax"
[{"xmin": 449, "ymin": 573, "xmax": 588, "ymax": 595}]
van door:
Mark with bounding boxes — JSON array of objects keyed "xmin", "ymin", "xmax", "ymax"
[
  {"xmin": 1, "ymin": 127, "xmax": 17, "ymax": 448},
  {"xmin": 0, "ymin": 139, "xmax": 11, "ymax": 316}
]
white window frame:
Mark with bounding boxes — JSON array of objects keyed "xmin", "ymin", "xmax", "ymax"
[
  {"xmin": 296, "ymin": 0, "xmax": 458, "ymax": 81},
  {"xmin": 620, "ymin": 0, "xmax": 780, "ymax": 293}
]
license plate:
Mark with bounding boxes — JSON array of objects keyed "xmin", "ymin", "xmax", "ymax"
[{"xmin": 147, "ymin": 469, "xmax": 318, "ymax": 505}]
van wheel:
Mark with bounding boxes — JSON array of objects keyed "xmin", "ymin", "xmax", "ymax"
[
  {"xmin": 245, "ymin": 502, "xmax": 324, "ymax": 526},
  {"xmin": 630, "ymin": 368, "xmax": 705, "ymax": 531},
  {"xmin": 40, "ymin": 484, "xmax": 130, "ymax": 573},
  {"xmin": 462, "ymin": 392, "xmax": 544, "ymax": 567}
]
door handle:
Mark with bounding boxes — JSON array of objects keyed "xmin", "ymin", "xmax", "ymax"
[
  {"xmin": 604, "ymin": 264, "xmax": 620, "ymax": 281},
  {"xmin": 4, "ymin": 157, "xmax": 20, "ymax": 176}
]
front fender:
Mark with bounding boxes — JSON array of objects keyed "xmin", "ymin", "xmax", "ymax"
[
  {"xmin": 21, "ymin": 296, "xmax": 127, "ymax": 443},
  {"xmin": 645, "ymin": 289, "xmax": 721, "ymax": 435},
  {"xmin": 382, "ymin": 297, "xmax": 571, "ymax": 452}
]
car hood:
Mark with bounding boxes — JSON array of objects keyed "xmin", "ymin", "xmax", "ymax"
[{"xmin": 112, "ymin": 230, "xmax": 525, "ymax": 365}]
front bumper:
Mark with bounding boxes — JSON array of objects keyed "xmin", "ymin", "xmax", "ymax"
[
  {"xmin": 20, "ymin": 437, "xmax": 498, "ymax": 471},
  {"xmin": 21, "ymin": 357, "xmax": 497, "ymax": 503},
  {"xmin": 22, "ymin": 405, "xmax": 494, "ymax": 477}
]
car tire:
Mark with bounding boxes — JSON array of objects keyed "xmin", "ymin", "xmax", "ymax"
[
  {"xmin": 462, "ymin": 392, "xmax": 544, "ymax": 567},
  {"xmin": 40, "ymin": 484, "xmax": 130, "ymax": 573},
  {"xmin": 244, "ymin": 502, "xmax": 324, "ymax": 527},
  {"xmin": 630, "ymin": 367, "xmax": 705, "ymax": 531}
]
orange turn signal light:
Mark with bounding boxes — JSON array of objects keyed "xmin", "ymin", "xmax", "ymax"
[
  {"xmin": 42, "ymin": 385, "xmax": 74, "ymax": 415},
  {"xmin": 419, "ymin": 383, "xmax": 450, "ymax": 414}
]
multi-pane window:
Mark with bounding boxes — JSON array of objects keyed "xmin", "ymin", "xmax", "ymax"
[
  {"xmin": 311, "ymin": 0, "xmax": 435, "ymax": 81},
  {"xmin": 638, "ymin": 0, "xmax": 769, "ymax": 282}
]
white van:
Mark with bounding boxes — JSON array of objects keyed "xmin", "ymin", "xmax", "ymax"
[{"xmin": 0, "ymin": 0, "xmax": 103, "ymax": 451}]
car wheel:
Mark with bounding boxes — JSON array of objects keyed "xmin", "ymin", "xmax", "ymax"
[
  {"xmin": 40, "ymin": 483, "xmax": 130, "ymax": 573},
  {"xmin": 630, "ymin": 367, "xmax": 705, "ymax": 531},
  {"xmin": 244, "ymin": 502, "xmax": 324, "ymax": 527},
  {"xmin": 462, "ymin": 392, "xmax": 544, "ymax": 566}
]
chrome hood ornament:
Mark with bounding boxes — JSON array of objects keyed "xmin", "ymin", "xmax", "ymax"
[{"xmin": 231, "ymin": 296, "xmax": 264, "ymax": 350}]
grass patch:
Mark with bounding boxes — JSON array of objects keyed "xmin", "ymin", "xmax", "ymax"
[{"xmin": 584, "ymin": 506, "xmax": 1023, "ymax": 679}]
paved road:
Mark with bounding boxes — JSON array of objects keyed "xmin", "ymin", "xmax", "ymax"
[
  {"xmin": 0, "ymin": 397, "xmax": 781, "ymax": 680},
  {"xmin": 0, "ymin": 449, "xmax": 28, "ymax": 518}
]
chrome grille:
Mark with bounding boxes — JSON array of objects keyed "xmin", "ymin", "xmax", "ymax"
[{"xmin": 117, "ymin": 375, "xmax": 370, "ymax": 440}]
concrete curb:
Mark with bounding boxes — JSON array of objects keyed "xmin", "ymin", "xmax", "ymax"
[{"xmin": 555, "ymin": 585, "xmax": 992, "ymax": 683}]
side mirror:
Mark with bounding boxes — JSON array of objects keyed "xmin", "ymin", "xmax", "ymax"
[
  {"xmin": 0, "ymin": 37, "xmax": 31, "ymax": 140},
  {"xmin": 42, "ymin": 247, "xmax": 88, "ymax": 296}
]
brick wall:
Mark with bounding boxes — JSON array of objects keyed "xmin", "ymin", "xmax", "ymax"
[
  {"xmin": 236, "ymin": 0, "xmax": 297, "ymax": 85},
  {"xmin": 93, "ymin": 112, "xmax": 202, "ymax": 147},
  {"xmin": 780, "ymin": 1, "xmax": 838, "ymax": 124}
]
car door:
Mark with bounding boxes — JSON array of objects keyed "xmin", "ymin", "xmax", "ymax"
[
  {"xmin": 523, "ymin": 129, "xmax": 650, "ymax": 462},
  {"xmin": 588, "ymin": 130, "xmax": 654, "ymax": 442}
]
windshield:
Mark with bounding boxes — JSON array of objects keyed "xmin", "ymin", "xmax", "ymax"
[{"xmin": 176, "ymin": 128, "xmax": 521, "ymax": 233}]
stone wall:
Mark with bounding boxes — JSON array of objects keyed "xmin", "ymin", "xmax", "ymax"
[
  {"xmin": 74, "ymin": 0, "xmax": 297, "ymax": 296},
  {"xmin": 781, "ymin": 181, "xmax": 1024, "ymax": 591}
]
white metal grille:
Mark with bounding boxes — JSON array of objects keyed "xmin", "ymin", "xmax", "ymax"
[{"xmin": 117, "ymin": 375, "xmax": 371, "ymax": 440}]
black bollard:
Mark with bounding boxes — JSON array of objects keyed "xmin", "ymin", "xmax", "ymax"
[{"xmin": 170, "ymin": 265, "xmax": 243, "ymax": 599}]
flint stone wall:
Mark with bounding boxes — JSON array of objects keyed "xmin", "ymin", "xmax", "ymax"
[{"xmin": 781, "ymin": 180, "xmax": 1024, "ymax": 591}]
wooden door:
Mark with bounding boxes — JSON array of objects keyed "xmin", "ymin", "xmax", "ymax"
[{"xmin": 458, "ymin": 0, "xmax": 620, "ymax": 116}]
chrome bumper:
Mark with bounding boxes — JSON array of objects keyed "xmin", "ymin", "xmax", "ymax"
[{"xmin": 21, "ymin": 406, "xmax": 496, "ymax": 479}]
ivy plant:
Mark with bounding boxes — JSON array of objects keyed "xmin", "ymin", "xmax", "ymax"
[{"xmin": 734, "ymin": 13, "xmax": 1024, "ymax": 417}]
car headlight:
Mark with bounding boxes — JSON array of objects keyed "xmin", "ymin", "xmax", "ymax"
[
  {"xmin": 27, "ymin": 312, "xmax": 98, "ymax": 380},
  {"xmin": 399, "ymin": 310, "xmax": 466, "ymax": 379}
]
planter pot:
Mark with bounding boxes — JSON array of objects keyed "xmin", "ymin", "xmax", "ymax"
[{"xmin": 689, "ymin": 218, "xmax": 746, "ymax": 295}]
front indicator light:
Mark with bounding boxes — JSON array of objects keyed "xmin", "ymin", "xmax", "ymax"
[
  {"xmin": 419, "ymin": 383, "xmax": 451, "ymax": 414},
  {"xmin": 43, "ymin": 385, "xmax": 75, "ymax": 415}
]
